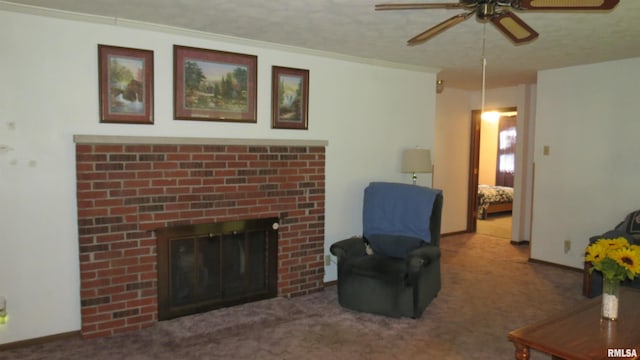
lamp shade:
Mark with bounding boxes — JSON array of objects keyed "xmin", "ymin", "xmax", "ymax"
[{"xmin": 402, "ymin": 148, "xmax": 432, "ymax": 174}]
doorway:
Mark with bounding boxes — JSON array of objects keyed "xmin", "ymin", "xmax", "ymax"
[{"xmin": 467, "ymin": 107, "xmax": 517, "ymax": 239}]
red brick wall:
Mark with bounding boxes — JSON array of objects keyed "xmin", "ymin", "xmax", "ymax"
[{"xmin": 75, "ymin": 141, "xmax": 325, "ymax": 338}]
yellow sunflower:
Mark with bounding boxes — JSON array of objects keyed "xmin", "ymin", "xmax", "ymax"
[
  {"xmin": 599, "ymin": 237, "xmax": 630, "ymax": 251},
  {"xmin": 585, "ymin": 242, "xmax": 608, "ymax": 264},
  {"xmin": 611, "ymin": 247, "xmax": 640, "ymax": 276},
  {"xmin": 586, "ymin": 237, "xmax": 640, "ymax": 281}
]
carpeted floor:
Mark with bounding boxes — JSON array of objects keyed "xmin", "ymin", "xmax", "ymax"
[
  {"xmin": 0, "ymin": 232, "xmax": 588, "ymax": 360},
  {"xmin": 476, "ymin": 213, "xmax": 512, "ymax": 240}
]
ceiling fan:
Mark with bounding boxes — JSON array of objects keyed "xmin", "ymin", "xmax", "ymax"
[{"xmin": 375, "ymin": 0, "xmax": 620, "ymax": 46}]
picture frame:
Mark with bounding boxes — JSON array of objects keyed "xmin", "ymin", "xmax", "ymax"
[
  {"xmin": 271, "ymin": 66, "xmax": 309, "ymax": 130},
  {"xmin": 174, "ymin": 45, "xmax": 257, "ymax": 122},
  {"xmin": 98, "ymin": 45, "xmax": 154, "ymax": 124}
]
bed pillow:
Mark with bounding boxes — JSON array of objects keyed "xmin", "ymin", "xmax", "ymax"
[{"xmin": 365, "ymin": 234, "xmax": 425, "ymax": 259}]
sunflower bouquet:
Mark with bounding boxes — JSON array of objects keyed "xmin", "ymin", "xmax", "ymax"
[{"xmin": 585, "ymin": 237, "xmax": 640, "ymax": 281}]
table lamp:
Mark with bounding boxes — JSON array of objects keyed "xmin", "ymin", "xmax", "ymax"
[{"xmin": 402, "ymin": 148, "xmax": 432, "ymax": 185}]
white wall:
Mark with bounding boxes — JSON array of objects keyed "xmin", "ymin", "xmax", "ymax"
[
  {"xmin": 436, "ymin": 58, "xmax": 640, "ymax": 268},
  {"xmin": 434, "ymin": 88, "xmax": 472, "ymax": 233},
  {"xmin": 479, "ymin": 119, "xmax": 498, "ymax": 186},
  {"xmin": 0, "ymin": 7, "xmax": 436, "ymax": 344},
  {"xmin": 531, "ymin": 57, "xmax": 640, "ymax": 268},
  {"xmin": 435, "ymin": 84, "xmax": 536, "ymax": 241}
]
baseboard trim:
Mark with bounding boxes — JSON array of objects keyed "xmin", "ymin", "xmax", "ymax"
[
  {"xmin": 528, "ymin": 258, "xmax": 582, "ymax": 273},
  {"xmin": 441, "ymin": 230, "xmax": 467, "ymax": 237},
  {"xmin": 0, "ymin": 330, "xmax": 81, "ymax": 351},
  {"xmin": 0, "ymin": 282, "xmax": 340, "ymax": 350},
  {"xmin": 324, "ymin": 280, "xmax": 337, "ymax": 288}
]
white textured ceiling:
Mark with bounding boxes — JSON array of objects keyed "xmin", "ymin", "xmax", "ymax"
[{"xmin": 4, "ymin": 0, "xmax": 640, "ymax": 89}]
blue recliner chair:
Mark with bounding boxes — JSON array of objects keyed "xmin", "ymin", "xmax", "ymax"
[{"xmin": 330, "ymin": 182, "xmax": 443, "ymax": 318}]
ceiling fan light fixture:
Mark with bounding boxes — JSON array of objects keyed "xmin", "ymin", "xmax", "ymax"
[
  {"xmin": 378, "ymin": 0, "xmax": 619, "ymax": 46},
  {"xmin": 477, "ymin": 3, "xmax": 496, "ymax": 20}
]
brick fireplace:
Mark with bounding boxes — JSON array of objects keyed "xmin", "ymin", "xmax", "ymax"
[{"xmin": 74, "ymin": 135, "xmax": 326, "ymax": 339}]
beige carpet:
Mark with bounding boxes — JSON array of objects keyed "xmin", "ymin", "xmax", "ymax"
[
  {"xmin": 0, "ymin": 232, "xmax": 588, "ymax": 360},
  {"xmin": 476, "ymin": 213, "xmax": 512, "ymax": 240}
]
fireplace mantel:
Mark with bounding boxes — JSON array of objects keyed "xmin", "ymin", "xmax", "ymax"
[{"xmin": 74, "ymin": 135, "xmax": 328, "ymax": 147}]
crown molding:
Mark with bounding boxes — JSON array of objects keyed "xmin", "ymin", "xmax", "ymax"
[{"xmin": 0, "ymin": 1, "xmax": 440, "ymax": 74}]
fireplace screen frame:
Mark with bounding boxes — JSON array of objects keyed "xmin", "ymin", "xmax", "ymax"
[{"xmin": 155, "ymin": 217, "xmax": 279, "ymax": 320}]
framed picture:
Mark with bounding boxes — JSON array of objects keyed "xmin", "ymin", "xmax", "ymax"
[
  {"xmin": 174, "ymin": 45, "xmax": 257, "ymax": 122},
  {"xmin": 98, "ymin": 45, "xmax": 154, "ymax": 124},
  {"xmin": 271, "ymin": 66, "xmax": 309, "ymax": 130}
]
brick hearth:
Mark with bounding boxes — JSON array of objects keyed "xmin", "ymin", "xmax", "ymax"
[{"xmin": 74, "ymin": 136, "xmax": 326, "ymax": 339}]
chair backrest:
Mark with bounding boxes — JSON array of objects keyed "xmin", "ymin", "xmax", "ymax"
[{"xmin": 363, "ymin": 182, "xmax": 442, "ymax": 246}]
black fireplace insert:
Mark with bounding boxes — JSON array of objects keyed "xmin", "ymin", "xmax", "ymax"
[{"xmin": 155, "ymin": 217, "xmax": 279, "ymax": 320}]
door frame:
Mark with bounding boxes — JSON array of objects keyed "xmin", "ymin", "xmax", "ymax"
[{"xmin": 466, "ymin": 106, "xmax": 517, "ymax": 232}]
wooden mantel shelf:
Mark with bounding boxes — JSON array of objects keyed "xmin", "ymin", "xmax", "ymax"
[{"xmin": 73, "ymin": 135, "xmax": 328, "ymax": 147}]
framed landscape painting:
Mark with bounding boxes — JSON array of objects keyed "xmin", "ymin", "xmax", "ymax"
[
  {"xmin": 271, "ymin": 66, "xmax": 309, "ymax": 130},
  {"xmin": 98, "ymin": 45, "xmax": 154, "ymax": 124},
  {"xmin": 174, "ymin": 45, "xmax": 257, "ymax": 122}
]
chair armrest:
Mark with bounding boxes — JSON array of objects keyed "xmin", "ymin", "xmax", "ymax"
[
  {"xmin": 406, "ymin": 245, "xmax": 441, "ymax": 272},
  {"xmin": 590, "ymin": 230, "xmax": 633, "ymax": 244},
  {"xmin": 330, "ymin": 236, "xmax": 366, "ymax": 258}
]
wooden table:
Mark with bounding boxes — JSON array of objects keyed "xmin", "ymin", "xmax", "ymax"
[{"xmin": 508, "ymin": 287, "xmax": 640, "ymax": 360}]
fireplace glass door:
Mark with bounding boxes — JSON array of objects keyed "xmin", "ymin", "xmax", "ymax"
[{"xmin": 156, "ymin": 217, "xmax": 278, "ymax": 320}]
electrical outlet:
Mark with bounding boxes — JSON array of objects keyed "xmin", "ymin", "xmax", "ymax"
[
  {"xmin": 564, "ymin": 240, "xmax": 571, "ymax": 254},
  {"xmin": 0, "ymin": 296, "xmax": 6, "ymax": 325},
  {"xmin": 325, "ymin": 255, "xmax": 331, "ymax": 266}
]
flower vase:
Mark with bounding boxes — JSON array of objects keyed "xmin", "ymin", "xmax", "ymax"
[{"xmin": 601, "ymin": 277, "xmax": 620, "ymax": 320}]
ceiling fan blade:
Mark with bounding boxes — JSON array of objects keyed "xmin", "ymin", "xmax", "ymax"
[
  {"xmin": 490, "ymin": 11, "xmax": 539, "ymax": 43},
  {"xmin": 407, "ymin": 11, "xmax": 474, "ymax": 46},
  {"xmin": 375, "ymin": 2, "xmax": 468, "ymax": 11},
  {"xmin": 516, "ymin": 0, "xmax": 619, "ymax": 10}
]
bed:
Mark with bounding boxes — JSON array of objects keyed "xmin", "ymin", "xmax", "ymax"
[{"xmin": 477, "ymin": 184, "xmax": 514, "ymax": 219}]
